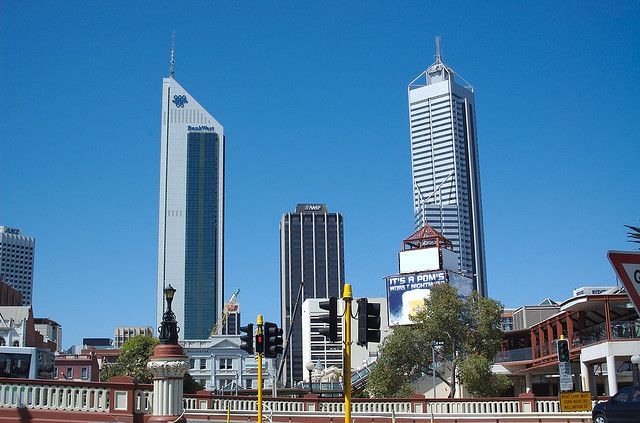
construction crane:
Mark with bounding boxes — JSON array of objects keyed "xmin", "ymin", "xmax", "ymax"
[{"xmin": 209, "ymin": 288, "xmax": 240, "ymax": 337}]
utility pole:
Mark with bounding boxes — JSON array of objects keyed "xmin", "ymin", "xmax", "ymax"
[
  {"xmin": 256, "ymin": 314, "xmax": 263, "ymax": 423},
  {"xmin": 342, "ymin": 284, "xmax": 353, "ymax": 423}
]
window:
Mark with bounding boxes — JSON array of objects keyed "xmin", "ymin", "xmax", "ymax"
[
  {"xmin": 199, "ymin": 359, "xmax": 207, "ymax": 370},
  {"xmin": 189, "ymin": 359, "xmax": 195, "ymax": 369},
  {"xmin": 12, "ymin": 341, "xmax": 19, "ymax": 347},
  {"xmin": 0, "ymin": 338, "xmax": 5, "ymax": 346},
  {"xmin": 81, "ymin": 368, "xmax": 88, "ymax": 379},
  {"xmin": 245, "ymin": 379, "xmax": 253, "ymax": 389},
  {"xmin": 66, "ymin": 368, "xmax": 72, "ymax": 379},
  {"xmin": 218, "ymin": 358, "xmax": 232, "ymax": 370}
]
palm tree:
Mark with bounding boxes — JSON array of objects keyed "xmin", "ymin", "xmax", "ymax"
[{"xmin": 624, "ymin": 223, "xmax": 640, "ymax": 248}]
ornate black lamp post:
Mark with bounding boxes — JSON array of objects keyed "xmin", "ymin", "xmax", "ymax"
[{"xmin": 159, "ymin": 284, "xmax": 179, "ymax": 344}]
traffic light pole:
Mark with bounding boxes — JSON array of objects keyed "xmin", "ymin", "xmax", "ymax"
[
  {"xmin": 342, "ymin": 284, "xmax": 352, "ymax": 423},
  {"xmin": 257, "ymin": 314, "xmax": 263, "ymax": 423}
]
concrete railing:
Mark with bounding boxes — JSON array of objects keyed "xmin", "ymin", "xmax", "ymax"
[{"xmin": 0, "ymin": 382, "xmax": 109, "ymax": 412}]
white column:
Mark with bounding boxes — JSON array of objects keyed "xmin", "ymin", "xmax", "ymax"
[
  {"xmin": 525, "ymin": 374, "xmax": 532, "ymax": 393},
  {"xmin": 606, "ymin": 355, "xmax": 618, "ymax": 396},
  {"xmin": 580, "ymin": 361, "xmax": 591, "ymax": 394},
  {"xmin": 147, "ymin": 355, "xmax": 188, "ymax": 421}
]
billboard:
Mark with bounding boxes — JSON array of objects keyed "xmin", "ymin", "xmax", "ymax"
[
  {"xmin": 398, "ymin": 247, "xmax": 440, "ymax": 273},
  {"xmin": 385, "ymin": 270, "xmax": 473, "ymax": 326}
]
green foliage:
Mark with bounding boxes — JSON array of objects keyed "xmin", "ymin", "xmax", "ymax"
[
  {"xmin": 183, "ymin": 372, "xmax": 204, "ymax": 394},
  {"xmin": 458, "ymin": 354, "xmax": 512, "ymax": 397},
  {"xmin": 625, "ymin": 224, "xmax": 640, "ymax": 248},
  {"xmin": 364, "ymin": 283, "xmax": 505, "ymax": 398},
  {"xmin": 100, "ymin": 335, "xmax": 159, "ymax": 383}
]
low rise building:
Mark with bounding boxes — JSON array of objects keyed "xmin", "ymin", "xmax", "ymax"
[
  {"xmin": 114, "ymin": 326, "xmax": 153, "ymax": 348},
  {"xmin": 494, "ymin": 286, "xmax": 639, "ymax": 397},
  {"xmin": 34, "ymin": 318, "xmax": 62, "ymax": 352},
  {"xmin": 54, "ymin": 351, "xmax": 99, "ymax": 381},
  {"xmin": 0, "ymin": 278, "xmax": 22, "ymax": 306},
  {"xmin": 182, "ymin": 336, "xmax": 273, "ymax": 392}
]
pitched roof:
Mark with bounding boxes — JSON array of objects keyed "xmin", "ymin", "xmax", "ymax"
[
  {"xmin": 0, "ymin": 306, "xmax": 32, "ymax": 324},
  {"xmin": 403, "ymin": 223, "xmax": 452, "ymax": 251}
]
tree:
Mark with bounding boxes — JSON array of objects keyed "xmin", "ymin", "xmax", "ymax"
[
  {"xmin": 458, "ymin": 354, "xmax": 511, "ymax": 397},
  {"xmin": 365, "ymin": 283, "xmax": 510, "ymax": 398},
  {"xmin": 100, "ymin": 335, "xmax": 159, "ymax": 383},
  {"xmin": 625, "ymin": 223, "xmax": 640, "ymax": 248},
  {"xmin": 183, "ymin": 372, "xmax": 204, "ymax": 394}
]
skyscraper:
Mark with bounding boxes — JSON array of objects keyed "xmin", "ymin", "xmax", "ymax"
[
  {"xmin": 0, "ymin": 226, "xmax": 35, "ymax": 305},
  {"xmin": 280, "ymin": 204, "xmax": 345, "ymax": 385},
  {"xmin": 408, "ymin": 37, "xmax": 487, "ymax": 295},
  {"xmin": 156, "ymin": 49, "xmax": 224, "ymax": 340}
]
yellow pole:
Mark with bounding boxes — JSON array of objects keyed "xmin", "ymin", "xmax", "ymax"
[
  {"xmin": 226, "ymin": 405, "xmax": 230, "ymax": 423},
  {"xmin": 343, "ymin": 284, "xmax": 352, "ymax": 423},
  {"xmin": 257, "ymin": 314, "xmax": 263, "ymax": 423}
]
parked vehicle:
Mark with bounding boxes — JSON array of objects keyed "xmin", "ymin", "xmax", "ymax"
[{"xmin": 592, "ymin": 386, "xmax": 640, "ymax": 423}]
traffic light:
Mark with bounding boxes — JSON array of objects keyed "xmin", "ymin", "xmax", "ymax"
[
  {"xmin": 255, "ymin": 331, "xmax": 264, "ymax": 354},
  {"xmin": 357, "ymin": 298, "xmax": 381, "ymax": 346},
  {"xmin": 557, "ymin": 339, "xmax": 570, "ymax": 363},
  {"xmin": 263, "ymin": 322, "xmax": 283, "ymax": 358},
  {"xmin": 240, "ymin": 323, "xmax": 254, "ymax": 354},
  {"xmin": 318, "ymin": 297, "xmax": 338, "ymax": 342}
]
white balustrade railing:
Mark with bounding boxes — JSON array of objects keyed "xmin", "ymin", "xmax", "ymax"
[
  {"xmin": 0, "ymin": 382, "xmax": 109, "ymax": 413},
  {"xmin": 427, "ymin": 400, "xmax": 520, "ymax": 414}
]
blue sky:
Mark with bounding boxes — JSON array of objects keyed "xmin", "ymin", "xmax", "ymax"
[{"xmin": 1, "ymin": 1, "xmax": 638, "ymax": 348}]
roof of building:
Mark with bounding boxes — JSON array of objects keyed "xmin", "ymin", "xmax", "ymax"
[
  {"xmin": 403, "ymin": 223, "xmax": 452, "ymax": 251},
  {"xmin": 34, "ymin": 317, "xmax": 61, "ymax": 327},
  {"xmin": 0, "ymin": 306, "xmax": 32, "ymax": 324}
]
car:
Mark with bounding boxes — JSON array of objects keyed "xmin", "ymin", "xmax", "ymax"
[{"xmin": 592, "ymin": 386, "xmax": 640, "ymax": 423}]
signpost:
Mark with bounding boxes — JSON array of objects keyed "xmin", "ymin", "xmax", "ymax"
[
  {"xmin": 607, "ymin": 251, "xmax": 640, "ymax": 315},
  {"xmin": 559, "ymin": 391, "xmax": 592, "ymax": 412},
  {"xmin": 558, "ymin": 362, "xmax": 574, "ymax": 392}
]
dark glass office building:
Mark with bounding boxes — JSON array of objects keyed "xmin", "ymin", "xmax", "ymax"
[{"xmin": 280, "ymin": 204, "xmax": 345, "ymax": 385}]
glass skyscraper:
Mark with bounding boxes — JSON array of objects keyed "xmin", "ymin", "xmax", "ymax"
[
  {"xmin": 408, "ymin": 38, "xmax": 487, "ymax": 296},
  {"xmin": 280, "ymin": 204, "xmax": 345, "ymax": 385},
  {"xmin": 157, "ymin": 75, "xmax": 224, "ymax": 340},
  {"xmin": 0, "ymin": 226, "xmax": 35, "ymax": 305}
]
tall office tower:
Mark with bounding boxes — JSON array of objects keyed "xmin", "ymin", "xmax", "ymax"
[
  {"xmin": 0, "ymin": 226, "xmax": 36, "ymax": 305},
  {"xmin": 408, "ymin": 37, "xmax": 487, "ymax": 296},
  {"xmin": 156, "ymin": 46, "xmax": 224, "ymax": 340},
  {"xmin": 280, "ymin": 204, "xmax": 345, "ymax": 385}
]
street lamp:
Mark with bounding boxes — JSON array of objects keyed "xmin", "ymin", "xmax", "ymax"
[
  {"xmin": 306, "ymin": 361, "xmax": 315, "ymax": 393},
  {"xmin": 159, "ymin": 284, "xmax": 179, "ymax": 344},
  {"xmin": 631, "ymin": 355, "xmax": 640, "ymax": 386}
]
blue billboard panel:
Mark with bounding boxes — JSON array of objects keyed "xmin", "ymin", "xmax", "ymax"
[{"xmin": 385, "ymin": 270, "xmax": 473, "ymax": 326}]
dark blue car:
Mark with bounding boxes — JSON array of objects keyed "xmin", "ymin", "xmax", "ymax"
[{"xmin": 592, "ymin": 386, "xmax": 640, "ymax": 423}]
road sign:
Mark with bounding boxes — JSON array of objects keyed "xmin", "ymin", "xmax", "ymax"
[
  {"xmin": 558, "ymin": 362, "xmax": 573, "ymax": 391},
  {"xmin": 559, "ymin": 391, "xmax": 592, "ymax": 412},
  {"xmin": 607, "ymin": 251, "xmax": 640, "ymax": 315}
]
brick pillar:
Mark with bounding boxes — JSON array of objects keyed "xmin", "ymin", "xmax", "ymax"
[{"xmin": 147, "ymin": 344, "xmax": 189, "ymax": 423}]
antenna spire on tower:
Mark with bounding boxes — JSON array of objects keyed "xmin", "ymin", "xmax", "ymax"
[
  {"xmin": 170, "ymin": 31, "xmax": 175, "ymax": 78},
  {"xmin": 434, "ymin": 36, "xmax": 442, "ymax": 63}
]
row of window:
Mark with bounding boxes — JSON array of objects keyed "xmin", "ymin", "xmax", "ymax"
[
  {"xmin": 53, "ymin": 367, "xmax": 89, "ymax": 379},
  {"xmin": 189, "ymin": 357, "xmax": 234, "ymax": 370}
]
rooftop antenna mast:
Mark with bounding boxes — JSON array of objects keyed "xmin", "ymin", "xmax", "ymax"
[
  {"xmin": 434, "ymin": 35, "xmax": 442, "ymax": 63},
  {"xmin": 170, "ymin": 31, "xmax": 175, "ymax": 78}
]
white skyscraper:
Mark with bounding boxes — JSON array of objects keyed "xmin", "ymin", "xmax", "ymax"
[
  {"xmin": 0, "ymin": 226, "xmax": 35, "ymax": 305},
  {"xmin": 408, "ymin": 38, "xmax": 487, "ymax": 295},
  {"xmin": 157, "ymin": 50, "xmax": 224, "ymax": 340}
]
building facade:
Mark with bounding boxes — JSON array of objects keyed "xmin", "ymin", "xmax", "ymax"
[
  {"xmin": 156, "ymin": 73, "xmax": 225, "ymax": 340},
  {"xmin": 114, "ymin": 326, "xmax": 153, "ymax": 348},
  {"xmin": 34, "ymin": 318, "xmax": 62, "ymax": 352},
  {"xmin": 182, "ymin": 336, "xmax": 272, "ymax": 392},
  {"xmin": 0, "ymin": 226, "xmax": 36, "ymax": 305},
  {"xmin": 54, "ymin": 352, "xmax": 98, "ymax": 381},
  {"xmin": 494, "ymin": 286, "xmax": 640, "ymax": 397},
  {"xmin": 280, "ymin": 204, "xmax": 345, "ymax": 385},
  {"xmin": 0, "ymin": 278, "xmax": 22, "ymax": 306},
  {"xmin": 301, "ymin": 297, "xmax": 389, "ymax": 382},
  {"xmin": 408, "ymin": 39, "xmax": 487, "ymax": 295}
]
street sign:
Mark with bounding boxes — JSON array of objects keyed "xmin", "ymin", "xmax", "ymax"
[
  {"xmin": 559, "ymin": 391, "xmax": 592, "ymax": 412},
  {"xmin": 558, "ymin": 362, "xmax": 573, "ymax": 391},
  {"xmin": 607, "ymin": 251, "xmax": 640, "ymax": 315}
]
